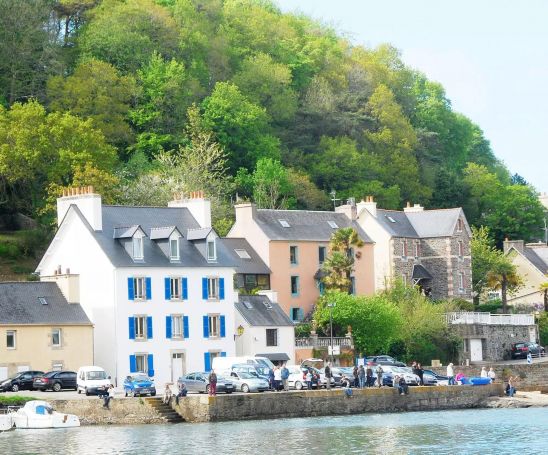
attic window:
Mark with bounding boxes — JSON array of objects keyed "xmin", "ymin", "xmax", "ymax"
[
  {"xmin": 170, "ymin": 238, "xmax": 180, "ymax": 260},
  {"xmin": 386, "ymin": 216, "xmax": 397, "ymax": 223},
  {"xmin": 327, "ymin": 221, "xmax": 338, "ymax": 229},
  {"xmin": 133, "ymin": 236, "xmax": 144, "ymax": 260},
  {"xmin": 207, "ymin": 239, "xmax": 217, "ymax": 261},
  {"xmin": 38, "ymin": 297, "xmax": 48, "ymax": 305},
  {"xmin": 243, "ymin": 301, "xmax": 253, "ymax": 309},
  {"xmin": 263, "ymin": 301, "xmax": 273, "ymax": 309},
  {"xmin": 235, "ymin": 249, "xmax": 251, "ymax": 259},
  {"xmin": 278, "ymin": 219, "xmax": 290, "ymax": 228}
]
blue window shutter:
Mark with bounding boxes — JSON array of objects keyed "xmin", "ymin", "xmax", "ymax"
[
  {"xmin": 128, "ymin": 278, "xmax": 134, "ymax": 300},
  {"xmin": 182, "ymin": 278, "xmax": 188, "ymax": 300},
  {"xmin": 219, "ymin": 278, "xmax": 225, "ymax": 300},
  {"xmin": 220, "ymin": 315, "xmax": 226, "ymax": 338},
  {"xmin": 183, "ymin": 316, "xmax": 189, "ymax": 339},
  {"xmin": 147, "ymin": 316, "xmax": 153, "ymax": 339},
  {"xmin": 145, "ymin": 277, "xmax": 152, "ymax": 300},
  {"xmin": 147, "ymin": 354, "xmax": 154, "ymax": 377},
  {"xmin": 128, "ymin": 317, "xmax": 135, "ymax": 340},
  {"xmin": 129, "ymin": 355, "xmax": 136, "ymax": 373},
  {"xmin": 221, "ymin": 352, "xmax": 227, "ymax": 358},
  {"xmin": 204, "ymin": 352, "xmax": 211, "ymax": 372},
  {"xmin": 202, "ymin": 277, "xmax": 208, "ymax": 299},
  {"xmin": 164, "ymin": 278, "xmax": 171, "ymax": 300},
  {"xmin": 166, "ymin": 316, "xmax": 172, "ymax": 339},
  {"xmin": 203, "ymin": 316, "xmax": 209, "ymax": 338}
]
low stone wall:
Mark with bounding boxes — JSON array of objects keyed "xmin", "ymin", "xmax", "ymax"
[
  {"xmin": 431, "ymin": 362, "xmax": 548, "ymax": 392},
  {"xmin": 51, "ymin": 398, "xmax": 166, "ymax": 425},
  {"xmin": 174, "ymin": 384, "xmax": 503, "ymax": 423}
]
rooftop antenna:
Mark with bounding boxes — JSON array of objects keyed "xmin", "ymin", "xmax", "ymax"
[{"xmin": 330, "ymin": 189, "xmax": 340, "ymax": 211}]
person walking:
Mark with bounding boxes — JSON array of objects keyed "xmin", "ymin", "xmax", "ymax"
[
  {"xmin": 447, "ymin": 363, "xmax": 455, "ymax": 385},
  {"xmin": 487, "ymin": 367, "xmax": 496, "ymax": 383},
  {"xmin": 358, "ymin": 365, "xmax": 366, "ymax": 388},
  {"xmin": 274, "ymin": 365, "xmax": 282, "ymax": 391},
  {"xmin": 416, "ymin": 363, "xmax": 424, "ymax": 386},
  {"xmin": 375, "ymin": 364, "xmax": 384, "ymax": 388},
  {"xmin": 325, "ymin": 363, "xmax": 332, "ymax": 390},
  {"xmin": 480, "ymin": 367, "xmax": 487, "ymax": 378},
  {"xmin": 281, "ymin": 364, "xmax": 289, "ymax": 391},
  {"xmin": 208, "ymin": 369, "xmax": 217, "ymax": 396},
  {"xmin": 353, "ymin": 366, "xmax": 359, "ymax": 388}
]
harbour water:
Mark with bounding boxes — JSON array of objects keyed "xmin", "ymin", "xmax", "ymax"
[{"xmin": 1, "ymin": 407, "xmax": 547, "ymax": 454}]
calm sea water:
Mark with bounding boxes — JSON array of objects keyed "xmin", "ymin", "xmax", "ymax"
[{"xmin": 1, "ymin": 407, "xmax": 547, "ymax": 454}]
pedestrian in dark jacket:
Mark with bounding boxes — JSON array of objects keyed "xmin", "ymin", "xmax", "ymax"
[
  {"xmin": 325, "ymin": 363, "xmax": 332, "ymax": 390},
  {"xmin": 208, "ymin": 370, "xmax": 217, "ymax": 396},
  {"xmin": 366, "ymin": 364, "xmax": 373, "ymax": 387},
  {"xmin": 358, "ymin": 365, "xmax": 366, "ymax": 388},
  {"xmin": 353, "ymin": 366, "xmax": 359, "ymax": 387},
  {"xmin": 268, "ymin": 368, "xmax": 275, "ymax": 390},
  {"xmin": 416, "ymin": 363, "xmax": 424, "ymax": 385}
]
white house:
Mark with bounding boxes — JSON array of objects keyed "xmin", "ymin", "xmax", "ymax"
[
  {"xmin": 234, "ymin": 292, "xmax": 295, "ymax": 365},
  {"xmin": 36, "ymin": 188, "xmax": 237, "ymax": 386}
]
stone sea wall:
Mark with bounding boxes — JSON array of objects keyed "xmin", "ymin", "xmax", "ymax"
[{"xmin": 174, "ymin": 384, "xmax": 503, "ymax": 423}]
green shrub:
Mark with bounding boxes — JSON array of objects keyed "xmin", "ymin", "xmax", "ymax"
[
  {"xmin": 11, "ymin": 265, "xmax": 34, "ymax": 274},
  {"xmin": 477, "ymin": 301, "xmax": 502, "ymax": 313},
  {"xmin": 452, "ymin": 299, "xmax": 475, "ymax": 311},
  {"xmin": 0, "ymin": 395, "xmax": 35, "ymax": 406},
  {"xmin": 0, "ymin": 241, "xmax": 20, "ymax": 259},
  {"xmin": 294, "ymin": 323, "xmax": 311, "ymax": 338},
  {"xmin": 539, "ymin": 313, "xmax": 548, "ymax": 346},
  {"xmin": 18, "ymin": 228, "xmax": 50, "ymax": 258}
]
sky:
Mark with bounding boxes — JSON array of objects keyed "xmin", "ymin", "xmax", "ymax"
[{"xmin": 276, "ymin": 0, "xmax": 548, "ymax": 193}]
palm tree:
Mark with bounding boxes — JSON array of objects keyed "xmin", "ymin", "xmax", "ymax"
[
  {"xmin": 321, "ymin": 227, "xmax": 364, "ymax": 293},
  {"xmin": 486, "ymin": 256, "xmax": 522, "ymax": 313},
  {"xmin": 540, "ymin": 281, "xmax": 548, "ymax": 313}
]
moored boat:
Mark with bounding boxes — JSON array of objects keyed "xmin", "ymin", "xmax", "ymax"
[{"xmin": 13, "ymin": 400, "xmax": 80, "ymax": 429}]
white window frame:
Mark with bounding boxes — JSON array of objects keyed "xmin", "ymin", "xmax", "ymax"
[
  {"xmin": 172, "ymin": 314, "xmax": 183, "ymax": 338},
  {"xmin": 170, "ymin": 277, "xmax": 182, "ymax": 300},
  {"xmin": 6, "ymin": 330, "xmax": 16, "ymax": 349},
  {"xmin": 266, "ymin": 328, "xmax": 278, "ymax": 347},
  {"xmin": 134, "ymin": 277, "xmax": 146, "ymax": 300},
  {"xmin": 133, "ymin": 235, "xmax": 144, "ymax": 260},
  {"xmin": 169, "ymin": 237, "xmax": 180, "ymax": 261},
  {"xmin": 207, "ymin": 239, "xmax": 217, "ymax": 261},
  {"xmin": 458, "ymin": 272, "xmax": 465, "ymax": 293},
  {"xmin": 135, "ymin": 353, "xmax": 148, "ymax": 374},
  {"xmin": 135, "ymin": 316, "xmax": 147, "ymax": 340},
  {"xmin": 318, "ymin": 246, "xmax": 327, "ymax": 264},
  {"xmin": 208, "ymin": 314, "xmax": 220, "ymax": 338},
  {"xmin": 52, "ymin": 328, "xmax": 62, "ymax": 347},
  {"xmin": 208, "ymin": 277, "xmax": 219, "ymax": 300}
]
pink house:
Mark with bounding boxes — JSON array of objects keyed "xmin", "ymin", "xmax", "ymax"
[{"xmin": 227, "ymin": 204, "xmax": 376, "ymax": 321}]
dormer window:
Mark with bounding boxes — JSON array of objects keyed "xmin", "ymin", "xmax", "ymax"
[
  {"xmin": 169, "ymin": 233, "xmax": 181, "ymax": 261},
  {"xmin": 133, "ymin": 236, "xmax": 144, "ymax": 260},
  {"xmin": 207, "ymin": 239, "xmax": 216, "ymax": 261}
]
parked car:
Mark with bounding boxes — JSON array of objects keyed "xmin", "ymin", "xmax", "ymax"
[
  {"xmin": 179, "ymin": 372, "xmax": 234, "ymax": 394},
  {"xmin": 0, "ymin": 371, "xmax": 44, "ymax": 392},
  {"xmin": 33, "ymin": 371, "xmax": 77, "ymax": 392},
  {"xmin": 123, "ymin": 373, "xmax": 156, "ymax": 397},
  {"xmin": 510, "ymin": 342, "xmax": 545, "ymax": 359},
  {"xmin": 365, "ymin": 355, "xmax": 406, "ymax": 367},
  {"xmin": 323, "ymin": 367, "xmax": 343, "ymax": 387},
  {"xmin": 77, "ymin": 366, "xmax": 111, "ymax": 396},
  {"xmin": 227, "ymin": 364, "xmax": 270, "ymax": 380},
  {"xmin": 377, "ymin": 366, "xmax": 419, "ymax": 386},
  {"xmin": 228, "ymin": 371, "xmax": 270, "ymax": 393},
  {"xmin": 423, "ymin": 369, "xmax": 449, "ymax": 386},
  {"xmin": 286, "ymin": 365, "xmax": 334, "ymax": 389}
]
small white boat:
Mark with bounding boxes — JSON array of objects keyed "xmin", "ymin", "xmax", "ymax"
[
  {"xmin": 13, "ymin": 400, "xmax": 80, "ymax": 429},
  {"xmin": 0, "ymin": 410, "xmax": 15, "ymax": 432}
]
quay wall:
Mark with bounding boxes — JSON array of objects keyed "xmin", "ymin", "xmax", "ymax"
[
  {"xmin": 431, "ymin": 362, "xmax": 548, "ymax": 392},
  {"xmin": 174, "ymin": 384, "xmax": 503, "ymax": 423}
]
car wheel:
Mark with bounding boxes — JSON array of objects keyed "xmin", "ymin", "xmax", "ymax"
[
  {"xmin": 226, "ymin": 391, "xmax": 233, "ymax": 394},
  {"xmin": 77, "ymin": 388, "xmax": 81, "ymax": 394},
  {"xmin": 85, "ymin": 388, "xmax": 90, "ymax": 396},
  {"xmin": 52, "ymin": 382, "xmax": 62, "ymax": 392},
  {"xmin": 128, "ymin": 390, "xmax": 134, "ymax": 398},
  {"xmin": 205, "ymin": 385, "xmax": 210, "ymax": 394},
  {"xmin": 295, "ymin": 381, "xmax": 303, "ymax": 390},
  {"xmin": 125, "ymin": 391, "xmax": 128, "ymax": 397},
  {"xmin": 241, "ymin": 384, "xmax": 250, "ymax": 393},
  {"xmin": 11, "ymin": 384, "xmax": 19, "ymax": 393}
]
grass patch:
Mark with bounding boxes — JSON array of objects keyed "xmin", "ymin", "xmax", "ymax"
[{"xmin": 0, "ymin": 395, "xmax": 35, "ymax": 406}]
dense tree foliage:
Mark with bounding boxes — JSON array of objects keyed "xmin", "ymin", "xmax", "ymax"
[{"xmin": 0, "ymin": 0, "xmax": 544, "ymax": 248}]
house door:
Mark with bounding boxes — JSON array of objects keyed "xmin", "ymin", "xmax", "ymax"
[
  {"xmin": 470, "ymin": 339, "xmax": 483, "ymax": 362},
  {"xmin": 171, "ymin": 353, "xmax": 185, "ymax": 382}
]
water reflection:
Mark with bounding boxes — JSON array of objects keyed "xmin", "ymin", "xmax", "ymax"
[{"xmin": 1, "ymin": 408, "xmax": 547, "ymax": 454}]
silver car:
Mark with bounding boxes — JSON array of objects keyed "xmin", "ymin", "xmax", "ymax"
[
  {"xmin": 228, "ymin": 371, "xmax": 269, "ymax": 393},
  {"xmin": 179, "ymin": 372, "xmax": 235, "ymax": 394}
]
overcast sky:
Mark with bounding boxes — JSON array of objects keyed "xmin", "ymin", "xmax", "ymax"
[{"xmin": 276, "ymin": 0, "xmax": 548, "ymax": 193}]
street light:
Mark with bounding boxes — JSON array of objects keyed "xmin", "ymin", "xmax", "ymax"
[{"xmin": 327, "ymin": 303, "xmax": 336, "ymax": 364}]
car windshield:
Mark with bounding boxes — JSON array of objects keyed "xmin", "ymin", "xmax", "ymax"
[
  {"xmin": 86, "ymin": 371, "xmax": 107, "ymax": 380},
  {"xmin": 237, "ymin": 373, "xmax": 256, "ymax": 379},
  {"xmin": 256, "ymin": 367, "xmax": 269, "ymax": 375},
  {"xmin": 130, "ymin": 374, "xmax": 149, "ymax": 382},
  {"xmin": 43, "ymin": 372, "xmax": 57, "ymax": 378},
  {"xmin": 392, "ymin": 367, "xmax": 408, "ymax": 374}
]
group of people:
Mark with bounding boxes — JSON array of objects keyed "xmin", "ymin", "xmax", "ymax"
[
  {"xmin": 268, "ymin": 364, "xmax": 291, "ymax": 391},
  {"xmin": 349, "ymin": 364, "xmax": 385, "ymax": 388},
  {"xmin": 446, "ymin": 363, "xmax": 497, "ymax": 385}
]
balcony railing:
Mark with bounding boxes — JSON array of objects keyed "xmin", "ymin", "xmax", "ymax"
[
  {"xmin": 447, "ymin": 312, "xmax": 535, "ymax": 326},
  {"xmin": 295, "ymin": 336, "xmax": 353, "ymax": 348}
]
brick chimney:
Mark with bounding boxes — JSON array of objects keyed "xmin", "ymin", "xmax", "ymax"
[
  {"xmin": 503, "ymin": 238, "xmax": 524, "ymax": 254},
  {"xmin": 356, "ymin": 196, "xmax": 377, "ymax": 218},
  {"xmin": 403, "ymin": 202, "xmax": 424, "ymax": 213},
  {"xmin": 335, "ymin": 198, "xmax": 357, "ymax": 220},
  {"xmin": 169, "ymin": 191, "xmax": 211, "ymax": 228},
  {"xmin": 57, "ymin": 186, "xmax": 102, "ymax": 230}
]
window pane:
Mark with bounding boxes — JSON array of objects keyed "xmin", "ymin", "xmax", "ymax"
[
  {"xmin": 172, "ymin": 315, "xmax": 183, "ymax": 337},
  {"xmin": 208, "ymin": 315, "xmax": 219, "ymax": 337},
  {"xmin": 290, "ymin": 246, "xmax": 297, "ymax": 264},
  {"xmin": 7, "ymin": 331, "xmax": 15, "ymax": 348},
  {"xmin": 52, "ymin": 329, "xmax": 61, "ymax": 346},
  {"xmin": 319, "ymin": 247, "xmax": 326, "ymax": 264},
  {"xmin": 208, "ymin": 278, "xmax": 218, "ymax": 299},
  {"xmin": 171, "ymin": 278, "xmax": 180, "ymax": 299},
  {"xmin": 170, "ymin": 239, "xmax": 178, "ymax": 258},
  {"xmin": 135, "ymin": 355, "xmax": 146, "ymax": 373},
  {"xmin": 266, "ymin": 329, "xmax": 278, "ymax": 346},
  {"xmin": 134, "ymin": 278, "xmax": 145, "ymax": 299},
  {"xmin": 291, "ymin": 276, "xmax": 299, "ymax": 295},
  {"xmin": 207, "ymin": 241, "xmax": 216, "ymax": 260}
]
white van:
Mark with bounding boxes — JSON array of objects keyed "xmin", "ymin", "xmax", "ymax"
[
  {"xmin": 77, "ymin": 366, "xmax": 111, "ymax": 396},
  {"xmin": 211, "ymin": 356, "xmax": 275, "ymax": 372}
]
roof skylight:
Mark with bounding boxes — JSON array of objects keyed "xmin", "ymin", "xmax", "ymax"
[
  {"xmin": 387, "ymin": 216, "xmax": 397, "ymax": 223},
  {"xmin": 38, "ymin": 297, "xmax": 48, "ymax": 305},
  {"xmin": 327, "ymin": 221, "xmax": 338, "ymax": 229},
  {"xmin": 263, "ymin": 301, "xmax": 273, "ymax": 309},
  {"xmin": 278, "ymin": 219, "xmax": 290, "ymax": 228},
  {"xmin": 234, "ymin": 249, "xmax": 251, "ymax": 259},
  {"xmin": 243, "ymin": 301, "xmax": 253, "ymax": 309}
]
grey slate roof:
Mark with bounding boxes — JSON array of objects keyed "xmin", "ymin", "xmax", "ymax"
[
  {"xmin": 236, "ymin": 295, "xmax": 294, "ymax": 327},
  {"xmin": 0, "ymin": 282, "xmax": 92, "ymax": 325},
  {"xmin": 187, "ymin": 227, "xmax": 212, "ymax": 241},
  {"xmin": 374, "ymin": 208, "xmax": 466, "ymax": 238},
  {"xmin": 221, "ymin": 238, "xmax": 271, "ymax": 274},
  {"xmin": 149, "ymin": 226, "xmax": 180, "ymax": 240},
  {"xmin": 412, "ymin": 264, "xmax": 433, "ymax": 280},
  {"xmin": 522, "ymin": 246, "xmax": 548, "ymax": 274},
  {"xmin": 254, "ymin": 209, "xmax": 373, "ymax": 243},
  {"xmin": 70, "ymin": 205, "xmax": 237, "ymax": 268},
  {"xmin": 113, "ymin": 225, "xmax": 142, "ymax": 239}
]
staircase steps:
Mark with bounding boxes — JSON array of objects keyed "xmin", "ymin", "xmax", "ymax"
[{"xmin": 144, "ymin": 397, "xmax": 184, "ymax": 423}]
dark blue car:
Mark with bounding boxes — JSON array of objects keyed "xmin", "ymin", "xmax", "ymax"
[{"xmin": 123, "ymin": 373, "xmax": 156, "ymax": 397}]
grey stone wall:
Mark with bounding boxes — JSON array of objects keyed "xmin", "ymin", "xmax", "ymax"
[{"xmin": 174, "ymin": 384, "xmax": 502, "ymax": 422}]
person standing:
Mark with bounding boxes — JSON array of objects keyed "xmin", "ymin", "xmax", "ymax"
[
  {"xmin": 281, "ymin": 364, "xmax": 289, "ymax": 391},
  {"xmin": 306, "ymin": 369, "xmax": 313, "ymax": 390},
  {"xmin": 353, "ymin": 366, "xmax": 359, "ymax": 388},
  {"xmin": 358, "ymin": 365, "xmax": 366, "ymax": 388},
  {"xmin": 366, "ymin": 364, "xmax": 373, "ymax": 387},
  {"xmin": 268, "ymin": 367, "xmax": 275, "ymax": 390},
  {"xmin": 375, "ymin": 364, "xmax": 384, "ymax": 388},
  {"xmin": 480, "ymin": 367, "xmax": 487, "ymax": 378},
  {"xmin": 447, "ymin": 363, "xmax": 455, "ymax": 385},
  {"xmin": 103, "ymin": 384, "xmax": 115, "ymax": 409},
  {"xmin": 324, "ymin": 363, "xmax": 332, "ymax": 390},
  {"xmin": 208, "ymin": 369, "xmax": 217, "ymax": 396},
  {"xmin": 487, "ymin": 367, "xmax": 496, "ymax": 383},
  {"xmin": 274, "ymin": 365, "xmax": 282, "ymax": 391},
  {"xmin": 416, "ymin": 363, "xmax": 424, "ymax": 386}
]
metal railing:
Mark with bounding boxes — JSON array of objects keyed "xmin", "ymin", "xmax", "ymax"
[
  {"xmin": 295, "ymin": 337, "xmax": 353, "ymax": 348},
  {"xmin": 446, "ymin": 312, "xmax": 535, "ymax": 326}
]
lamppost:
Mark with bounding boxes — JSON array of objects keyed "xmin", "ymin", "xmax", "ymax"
[{"xmin": 328, "ymin": 303, "xmax": 335, "ymax": 364}]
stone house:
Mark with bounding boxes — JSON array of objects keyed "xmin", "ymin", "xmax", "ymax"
[
  {"xmin": 345, "ymin": 197, "xmax": 472, "ymax": 300},
  {"xmin": 504, "ymin": 240, "xmax": 548, "ymax": 308},
  {"xmin": 0, "ymin": 281, "xmax": 93, "ymax": 380}
]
